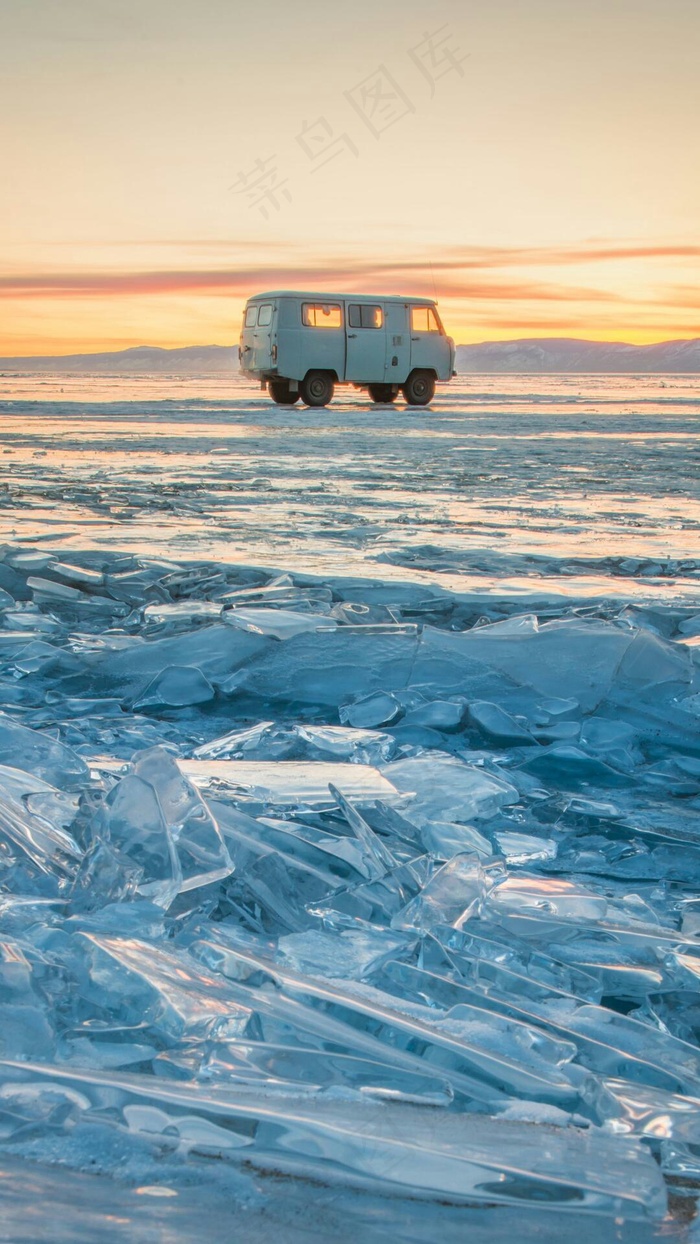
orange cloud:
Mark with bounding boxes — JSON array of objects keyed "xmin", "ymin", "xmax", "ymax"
[
  {"xmin": 657, "ymin": 286, "xmax": 700, "ymax": 309},
  {"xmin": 0, "ymin": 267, "xmax": 623, "ymax": 303},
  {"xmin": 57, "ymin": 240, "xmax": 700, "ymax": 268},
  {"xmin": 2, "ymin": 239, "xmax": 698, "ymax": 354},
  {"xmin": 440, "ymin": 243, "xmax": 700, "ymax": 268}
]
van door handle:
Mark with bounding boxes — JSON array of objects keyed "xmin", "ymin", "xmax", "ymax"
[
  {"xmin": 411, "ymin": 336, "xmax": 420, "ymax": 341},
  {"xmin": 347, "ymin": 333, "xmax": 357, "ymax": 338}
]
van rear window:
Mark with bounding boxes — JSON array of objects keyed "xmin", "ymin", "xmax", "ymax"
[
  {"xmin": 302, "ymin": 303, "xmax": 342, "ymax": 329},
  {"xmin": 257, "ymin": 303, "xmax": 273, "ymax": 326},
  {"xmin": 348, "ymin": 304, "xmax": 383, "ymax": 329},
  {"xmin": 244, "ymin": 306, "xmax": 258, "ymax": 328}
]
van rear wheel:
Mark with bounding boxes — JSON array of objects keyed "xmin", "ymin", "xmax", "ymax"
[
  {"xmin": 268, "ymin": 380, "xmax": 299, "ymax": 405},
  {"xmin": 402, "ymin": 371, "xmax": 435, "ymax": 406},
  {"xmin": 300, "ymin": 371, "xmax": 334, "ymax": 407},
  {"xmin": 368, "ymin": 384, "xmax": 398, "ymax": 403}
]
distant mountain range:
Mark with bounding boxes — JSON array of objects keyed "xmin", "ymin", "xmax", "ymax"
[
  {"xmin": 456, "ymin": 337, "xmax": 700, "ymax": 373},
  {"xmin": 1, "ymin": 338, "xmax": 699, "ymax": 374},
  {"xmin": 0, "ymin": 345, "xmax": 238, "ymax": 374}
]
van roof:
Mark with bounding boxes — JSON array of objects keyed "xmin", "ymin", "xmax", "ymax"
[{"xmin": 247, "ymin": 290, "xmax": 438, "ymax": 306}]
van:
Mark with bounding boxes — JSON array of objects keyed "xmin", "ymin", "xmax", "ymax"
[{"xmin": 239, "ymin": 290, "xmax": 456, "ymax": 407}]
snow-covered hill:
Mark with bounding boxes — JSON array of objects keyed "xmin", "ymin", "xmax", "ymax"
[{"xmin": 456, "ymin": 337, "xmax": 700, "ymax": 373}]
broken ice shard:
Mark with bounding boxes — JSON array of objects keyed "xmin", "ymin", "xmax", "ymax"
[
  {"xmin": 340, "ymin": 692, "xmax": 402, "ymax": 728},
  {"xmin": 190, "ymin": 935, "xmax": 581, "ymax": 1106},
  {"xmin": 200, "ymin": 1039, "xmax": 452, "ymax": 1105},
  {"xmin": 392, "ymin": 854, "xmax": 496, "ymax": 932},
  {"xmin": 468, "ymin": 701, "xmax": 537, "ymax": 746},
  {"xmin": 133, "ymin": 665, "xmax": 215, "ymax": 709},
  {"xmin": 0, "ymin": 714, "xmax": 88, "ymax": 790},
  {"xmin": 403, "ymin": 699, "xmax": 465, "ymax": 730},
  {"xmin": 79, "ymin": 935, "xmax": 253, "ymax": 1041},
  {"xmin": 176, "ymin": 759, "xmax": 401, "ymax": 807},
  {"xmin": 224, "ymin": 606, "xmax": 335, "ymax": 640},
  {"xmin": 0, "ymin": 768, "xmax": 82, "ymax": 877},
  {"xmin": 383, "ymin": 755, "xmax": 518, "ymax": 824},
  {"xmin": 86, "ymin": 623, "xmax": 269, "ymax": 700},
  {"xmin": 92, "ymin": 772, "xmax": 182, "ymax": 907},
  {"xmin": 131, "ymin": 748, "xmax": 232, "ymax": 889},
  {"xmin": 89, "ymin": 748, "xmax": 232, "ymax": 906}
]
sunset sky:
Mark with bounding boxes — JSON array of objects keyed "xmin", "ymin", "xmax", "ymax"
[{"xmin": 1, "ymin": 0, "xmax": 698, "ymax": 355}]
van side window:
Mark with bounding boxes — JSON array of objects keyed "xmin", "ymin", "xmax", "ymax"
[
  {"xmin": 348, "ymin": 304, "xmax": 383, "ymax": 329},
  {"xmin": 257, "ymin": 303, "xmax": 273, "ymax": 326},
  {"xmin": 302, "ymin": 303, "xmax": 342, "ymax": 329},
  {"xmin": 244, "ymin": 306, "xmax": 258, "ymax": 328},
  {"xmin": 411, "ymin": 306, "xmax": 441, "ymax": 333}
]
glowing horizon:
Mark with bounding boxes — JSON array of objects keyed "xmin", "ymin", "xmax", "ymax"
[{"xmin": 2, "ymin": 0, "xmax": 698, "ymax": 356}]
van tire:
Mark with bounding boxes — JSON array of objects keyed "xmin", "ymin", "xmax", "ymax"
[
  {"xmin": 300, "ymin": 371, "xmax": 334, "ymax": 407},
  {"xmin": 402, "ymin": 371, "xmax": 435, "ymax": 406},
  {"xmin": 368, "ymin": 384, "xmax": 398, "ymax": 403},
  {"xmin": 268, "ymin": 380, "xmax": 299, "ymax": 405}
]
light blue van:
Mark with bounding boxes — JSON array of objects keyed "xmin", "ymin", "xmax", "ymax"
[{"xmin": 239, "ymin": 290, "xmax": 456, "ymax": 407}]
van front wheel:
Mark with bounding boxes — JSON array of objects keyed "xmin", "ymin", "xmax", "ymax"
[
  {"xmin": 368, "ymin": 384, "xmax": 398, "ymax": 403},
  {"xmin": 402, "ymin": 371, "xmax": 435, "ymax": 406},
  {"xmin": 300, "ymin": 371, "xmax": 334, "ymax": 407},
  {"xmin": 268, "ymin": 380, "xmax": 299, "ymax": 405}
]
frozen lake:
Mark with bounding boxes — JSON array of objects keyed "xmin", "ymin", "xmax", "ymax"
[
  {"xmin": 0, "ymin": 371, "xmax": 698, "ymax": 1242},
  {"xmin": 1, "ymin": 372, "xmax": 698, "ymax": 602}
]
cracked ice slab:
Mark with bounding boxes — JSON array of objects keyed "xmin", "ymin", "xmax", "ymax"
[
  {"xmin": 0, "ymin": 1060, "xmax": 668, "ymax": 1217},
  {"xmin": 89, "ymin": 757, "xmax": 404, "ymax": 806}
]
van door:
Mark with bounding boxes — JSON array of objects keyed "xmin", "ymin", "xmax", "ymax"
[
  {"xmin": 300, "ymin": 301, "xmax": 346, "ymax": 380},
  {"xmin": 239, "ymin": 301, "xmax": 260, "ymax": 375},
  {"xmin": 383, "ymin": 303, "xmax": 410, "ymax": 383},
  {"xmin": 252, "ymin": 300, "xmax": 275, "ymax": 371},
  {"xmin": 409, "ymin": 304, "xmax": 451, "ymax": 378},
  {"xmin": 345, "ymin": 302, "xmax": 387, "ymax": 383}
]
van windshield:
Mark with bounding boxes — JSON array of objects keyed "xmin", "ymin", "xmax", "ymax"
[{"xmin": 411, "ymin": 306, "xmax": 442, "ymax": 334}]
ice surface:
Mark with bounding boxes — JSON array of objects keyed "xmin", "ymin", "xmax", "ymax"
[{"xmin": 0, "ymin": 532, "xmax": 700, "ymax": 1233}]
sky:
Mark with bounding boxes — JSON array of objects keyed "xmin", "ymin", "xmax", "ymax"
[{"xmin": 0, "ymin": 0, "xmax": 698, "ymax": 354}]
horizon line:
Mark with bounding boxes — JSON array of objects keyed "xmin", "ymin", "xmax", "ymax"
[{"xmin": 2, "ymin": 333, "xmax": 700, "ymax": 360}]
